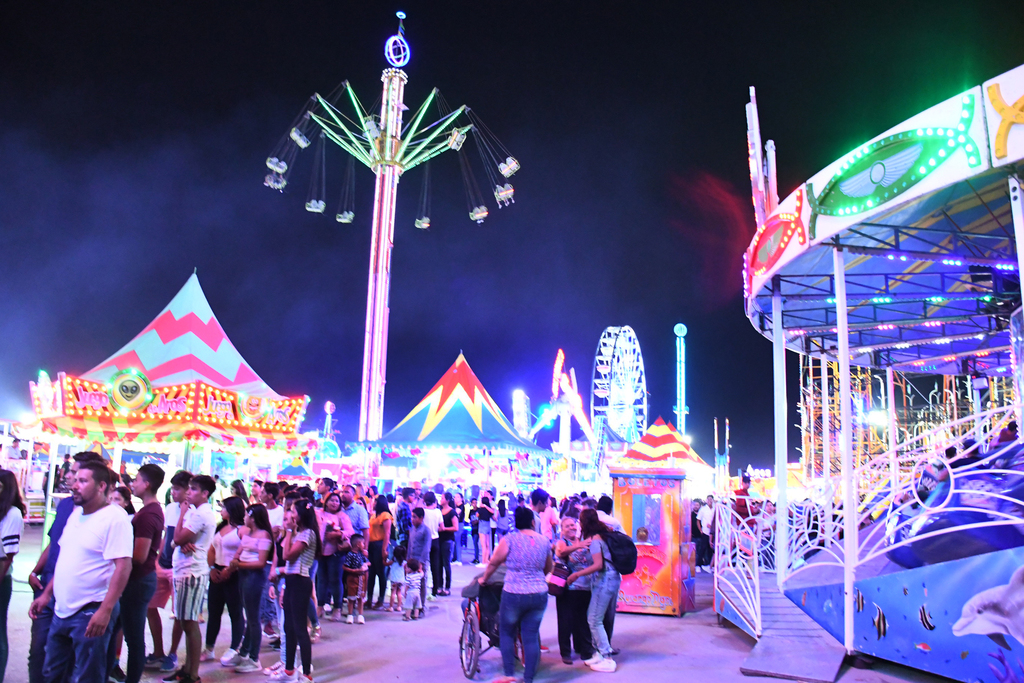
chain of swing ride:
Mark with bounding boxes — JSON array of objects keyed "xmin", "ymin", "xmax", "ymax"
[{"xmin": 263, "ymin": 84, "xmax": 519, "ymax": 229}]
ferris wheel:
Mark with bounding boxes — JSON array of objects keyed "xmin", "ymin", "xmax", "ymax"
[{"xmin": 591, "ymin": 326, "xmax": 648, "ymax": 443}]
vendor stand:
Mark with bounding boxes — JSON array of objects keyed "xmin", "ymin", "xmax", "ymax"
[
  {"xmin": 22, "ymin": 274, "xmax": 317, "ymax": 525},
  {"xmin": 608, "ymin": 417, "xmax": 710, "ymax": 616}
]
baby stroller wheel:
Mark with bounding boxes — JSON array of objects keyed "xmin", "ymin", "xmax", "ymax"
[{"xmin": 460, "ymin": 607, "xmax": 482, "ymax": 678}]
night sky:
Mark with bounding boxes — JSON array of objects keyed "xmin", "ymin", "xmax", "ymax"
[{"xmin": 2, "ymin": 2, "xmax": 1022, "ymax": 471}]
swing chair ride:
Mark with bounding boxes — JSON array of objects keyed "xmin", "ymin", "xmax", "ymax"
[{"xmin": 262, "ymin": 12, "xmax": 521, "ymax": 442}]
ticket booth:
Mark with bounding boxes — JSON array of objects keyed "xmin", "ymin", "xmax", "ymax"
[{"xmin": 609, "ymin": 466, "xmax": 695, "ymax": 616}]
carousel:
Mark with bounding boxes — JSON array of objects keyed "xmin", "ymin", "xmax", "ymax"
[{"xmin": 20, "ymin": 273, "xmax": 317, "ymax": 518}]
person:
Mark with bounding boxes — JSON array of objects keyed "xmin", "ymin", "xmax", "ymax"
[
  {"xmin": 0, "ymin": 469, "xmax": 24, "ymax": 682},
  {"xmin": 340, "ymin": 485, "xmax": 369, "ymax": 538},
  {"xmin": 478, "ymin": 506, "xmax": 553, "ymax": 683},
  {"xmin": 341, "ymin": 534, "xmax": 369, "ymax": 624},
  {"xmin": 366, "ymin": 495, "xmax": 393, "ymax": 609},
  {"xmin": 279, "ymin": 499, "xmax": 320, "ymax": 682},
  {"xmin": 452, "ymin": 492, "xmax": 466, "ymax": 566},
  {"xmin": 477, "ymin": 496, "xmax": 495, "ymax": 566},
  {"xmin": 395, "ymin": 488, "xmax": 413, "ymax": 549},
  {"xmin": 469, "ymin": 498, "xmax": 480, "ymax": 564},
  {"xmin": 31, "ymin": 461, "xmax": 133, "ymax": 683},
  {"xmin": 28, "ymin": 452, "xmax": 105, "ymax": 683},
  {"xmin": 698, "ymin": 495, "xmax": 715, "ymax": 563},
  {"xmin": 407, "ymin": 508, "xmax": 431, "ymax": 608},
  {"xmin": 167, "ymin": 474, "xmax": 219, "ymax": 683},
  {"xmin": 109, "ymin": 486, "xmax": 136, "ymax": 517},
  {"xmin": 202, "ymin": 496, "xmax": 246, "ymax": 663},
  {"xmin": 421, "ymin": 492, "xmax": 442, "ymax": 598},
  {"xmin": 228, "ymin": 504, "xmax": 274, "ymax": 673},
  {"xmin": 316, "ymin": 492, "xmax": 352, "ymax": 621},
  {"xmin": 734, "ymin": 474, "xmax": 756, "ymax": 521},
  {"xmin": 314, "ymin": 478, "xmax": 334, "ymax": 507},
  {"xmin": 230, "ymin": 480, "xmax": 247, "ymax": 501},
  {"xmin": 402, "ymin": 559, "xmax": 424, "ymax": 621},
  {"xmin": 566, "ymin": 509, "xmax": 619, "ymax": 672},
  {"xmin": 385, "ymin": 545, "xmax": 407, "ymax": 612},
  {"xmin": 145, "ymin": 470, "xmax": 191, "ymax": 673},
  {"xmin": 103, "ymin": 483, "xmax": 136, "ymax": 681},
  {"xmin": 494, "ymin": 499, "xmax": 511, "ymax": 546},
  {"xmin": 249, "ymin": 481, "xmax": 263, "ymax": 507},
  {"xmin": 595, "ymin": 495, "xmax": 624, "ymax": 533},
  {"xmin": 531, "ymin": 488, "xmax": 560, "ymax": 542},
  {"xmin": 554, "ymin": 516, "xmax": 595, "ymax": 665},
  {"xmin": 105, "ymin": 463, "xmax": 164, "ymax": 683},
  {"xmin": 437, "ymin": 493, "xmax": 457, "ymax": 596},
  {"xmin": 262, "ymin": 483, "xmax": 284, "ymax": 535}
]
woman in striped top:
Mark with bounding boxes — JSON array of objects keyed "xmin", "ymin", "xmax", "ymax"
[{"xmin": 280, "ymin": 500, "xmax": 321, "ymax": 682}]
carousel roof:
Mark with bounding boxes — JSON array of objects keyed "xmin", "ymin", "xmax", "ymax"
[
  {"xmin": 376, "ymin": 354, "xmax": 550, "ymax": 458},
  {"xmin": 83, "ymin": 273, "xmax": 284, "ymax": 399},
  {"xmin": 622, "ymin": 417, "xmax": 711, "ymax": 467}
]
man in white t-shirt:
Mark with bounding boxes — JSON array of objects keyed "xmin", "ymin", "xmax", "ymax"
[
  {"xmin": 596, "ymin": 495, "xmax": 625, "ymax": 533},
  {"xmin": 31, "ymin": 461, "xmax": 133, "ymax": 683},
  {"xmin": 170, "ymin": 474, "xmax": 219, "ymax": 683},
  {"xmin": 531, "ymin": 488, "xmax": 561, "ymax": 541}
]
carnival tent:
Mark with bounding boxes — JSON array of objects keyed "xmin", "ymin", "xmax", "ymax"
[
  {"xmin": 616, "ymin": 417, "xmax": 714, "ymax": 494},
  {"xmin": 373, "ymin": 354, "xmax": 551, "ymax": 460},
  {"xmin": 31, "ymin": 273, "xmax": 314, "ymax": 452}
]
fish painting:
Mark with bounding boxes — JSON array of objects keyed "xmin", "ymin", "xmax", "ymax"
[
  {"xmin": 855, "ymin": 589, "xmax": 865, "ymax": 613},
  {"xmin": 920, "ymin": 605, "xmax": 936, "ymax": 631},
  {"xmin": 802, "ymin": 592, "xmax": 807, "ymax": 606},
  {"xmin": 916, "ymin": 643, "xmax": 933, "ymax": 653},
  {"xmin": 953, "ymin": 566, "xmax": 1024, "ymax": 650},
  {"xmin": 903, "ymin": 587, "xmax": 909, "ymax": 596},
  {"xmin": 874, "ymin": 604, "xmax": 888, "ymax": 640}
]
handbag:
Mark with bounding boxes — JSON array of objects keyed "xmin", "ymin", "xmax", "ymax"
[{"xmin": 547, "ymin": 562, "xmax": 570, "ymax": 596}]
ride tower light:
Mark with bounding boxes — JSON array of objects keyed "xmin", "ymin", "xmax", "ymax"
[
  {"xmin": 674, "ymin": 323, "xmax": 688, "ymax": 434},
  {"xmin": 512, "ymin": 389, "xmax": 531, "ymax": 439}
]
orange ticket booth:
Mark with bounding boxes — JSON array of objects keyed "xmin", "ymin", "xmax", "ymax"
[{"xmin": 609, "ymin": 466, "xmax": 696, "ymax": 616}]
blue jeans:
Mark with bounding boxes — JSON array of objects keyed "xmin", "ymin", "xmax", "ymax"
[
  {"xmin": 499, "ymin": 591, "xmax": 547, "ymax": 683},
  {"xmin": 109, "ymin": 572, "xmax": 156, "ymax": 683},
  {"xmin": 238, "ymin": 568, "xmax": 267, "ymax": 661},
  {"xmin": 588, "ymin": 570, "xmax": 621, "ymax": 656},
  {"xmin": 29, "ymin": 592, "xmax": 60, "ymax": 683},
  {"xmin": 44, "ymin": 602, "xmax": 121, "ymax": 683},
  {"xmin": 0, "ymin": 574, "xmax": 11, "ymax": 683}
]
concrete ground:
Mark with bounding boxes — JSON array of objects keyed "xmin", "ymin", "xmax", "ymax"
[{"xmin": 5, "ymin": 525, "xmax": 949, "ymax": 683}]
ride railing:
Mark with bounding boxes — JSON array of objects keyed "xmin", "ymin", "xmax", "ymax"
[
  {"xmin": 713, "ymin": 499, "xmax": 763, "ymax": 638},
  {"xmin": 782, "ymin": 403, "xmax": 1024, "ymax": 581}
]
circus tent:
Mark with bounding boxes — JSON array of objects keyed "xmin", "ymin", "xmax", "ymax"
[
  {"xmin": 616, "ymin": 417, "xmax": 713, "ymax": 493},
  {"xmin": 26, "ymin": 273, "xmax": 316, "ymax": 474},
  {"xmin": 367, "ymin": 354, "xmax": 551, "ymax": 482}
]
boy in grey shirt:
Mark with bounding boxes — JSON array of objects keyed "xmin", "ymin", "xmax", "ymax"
[{"xmin": 408, "ymin": 508, "xmax": 432, "ymax": 606}]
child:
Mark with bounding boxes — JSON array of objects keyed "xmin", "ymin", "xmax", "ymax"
[
  {"xmin": 385, "ymin": 545, "xmax": 407, "ymax": 612},
  {"xmin": 403, "ymin": 558, "xmax": 425, "ymax": 621},
  {"xmin": 342, "ymin": 533, "xmax": 369, "ymax": 624}
]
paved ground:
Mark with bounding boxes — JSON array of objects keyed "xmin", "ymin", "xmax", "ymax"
[{"xmin": 6, "ymin": 525, "xmax": 949, "ymax": 683}]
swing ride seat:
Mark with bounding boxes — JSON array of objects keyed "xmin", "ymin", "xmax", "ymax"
[
  {"xmin": 305, "ymin": 200, "xmax": 326, "ymax": 213},
  {"xmin": 415, "ymin": 217, "xmax": 431, "ymax": 229},
  {"xmin": 498, "ymin": 156, "xmax": 520, "ymax": 177},
  {"xmin": 290, "ymin": 127, "xmax": 311, "ymax": 148},
  {"xmin": 336, "ymin": 211, "xmax": 354, "ymax": 223},
  {"xmin": 494, "ymin": 183, "xmax": 514, "ymax": 206},
  {"xmin": 448, "ymin": 129, "xmax": 467, "ymax": 150},
  {"xmin": 469, "ymin": 206, "xmax": 488, "ymax": 223},
  {"xmin": 264, "ymin": 174, "xmax": 287, "ymax": 191},
  {"xmin": 266, "ymin": 157, "xmax": 288, "ymax": 174}
]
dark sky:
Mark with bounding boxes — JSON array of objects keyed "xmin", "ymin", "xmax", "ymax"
[{"xmin": 2, "ymin": 2, "xmax": 1022, "ymax": 471}]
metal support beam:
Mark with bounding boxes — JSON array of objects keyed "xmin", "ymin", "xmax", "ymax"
[
  {"xmin": 834, "ymin": 246, "xmax": 856, "ymax": 654},
  {"xmin": 821, "ymin": 354, "xmax": 832, "ymax": 548},
  {"xmin": 1011, "ymin": 177, "xmax": 1024, "ymax": 276},
  {"xmin": 886, "ymin": 366, "xmax": 899, "ymax": 496},
  {"xmin": 772, "ymin": 279, "xmax": 789, "ymax": 586}
]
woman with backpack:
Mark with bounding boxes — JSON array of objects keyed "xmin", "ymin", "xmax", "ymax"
[{"xmin": 566, "ymin": 509, "xmax": 620, "ymax": 672}]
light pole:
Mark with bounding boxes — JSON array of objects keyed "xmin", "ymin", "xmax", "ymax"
[{"xmin": 269, "ymin": 12, "xmax": 519, "ymax": 441}]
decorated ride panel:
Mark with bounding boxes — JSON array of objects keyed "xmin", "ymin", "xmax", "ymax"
[
  {"xmin": 610, "ymin": 467, "xmax": 695, "ymax": 617},
  {"xmin": 787, "ymin": 546, "xmax": 1024, "ymax": 683},
  {"xmin": 744, "ymin": 61, "xmax": 1024, "ymax": 303}
]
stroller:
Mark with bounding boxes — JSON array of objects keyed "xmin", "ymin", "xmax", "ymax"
[{"xmin": 458, "ymin": 566, "xmax": 523, "ymax": 679}]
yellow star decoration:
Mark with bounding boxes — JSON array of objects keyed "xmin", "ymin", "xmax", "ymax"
[{"xmin": 987, "ymin": 83, "xmax": 1024, "ymax": 159}]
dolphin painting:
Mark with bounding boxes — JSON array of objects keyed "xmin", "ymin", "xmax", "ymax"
[{"xmin": 952, "ymin": 566, "xmax": 1024, "ymax": 650}]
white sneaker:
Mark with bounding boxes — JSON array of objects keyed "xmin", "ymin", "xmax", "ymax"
[
  {"xmin": 591, "ymin": 658, "xmax": 617, "ymax": 672},
  {"xmin": 356, "ymin": 615, "xmax": 365, "ymax": 624},
  {"xmin": 345, "ymin": 614, "xmax": 354, "ymax": 624},
  {"xmin": 269, "ymin": 667, "xmax": 297, "ymax": 682},
  {"xmin": 235, "ymin": 657, "xmax": 262, "ymax": 673},
  {"xmin": 221, "ymin": 649, "xmax": 241, "ymax": 667},
  {"xmin": 584, "ymin": 654, "xmax": 604, "ymax": 667},
  {"xmin": 199, "ymin": 648, "xmax": 214, "ymax": 662}
]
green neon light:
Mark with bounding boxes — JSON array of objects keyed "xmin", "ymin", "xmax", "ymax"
[{"xmin": 809, "ymin": 93, "xmax": 981, "ymax": 219}]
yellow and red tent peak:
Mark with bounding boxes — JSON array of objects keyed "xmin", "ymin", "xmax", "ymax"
[
  {"xmin": 82, "ymin": 273, "xmax": 284, "ymax": 399},
  {"xmin": 623, "ymin": 416, "xmax": 710, "ymax": 467},
  {"xmin": 381, "ymin": 354, "xmax": 543, "ymax": 454}
]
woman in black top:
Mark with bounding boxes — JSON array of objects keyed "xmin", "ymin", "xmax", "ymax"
[
  {"xmin": 438, "ymin": 493, "xmax": 458, "ymax": 595},
  {"xmin": 477, "ymin": 496, "xmax": 496, "ymax": 565}
]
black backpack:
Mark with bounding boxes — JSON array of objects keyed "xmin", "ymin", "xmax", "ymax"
[{"xmin": 604, "ymin": 530, "xmax": 637, "ymax": 575}]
